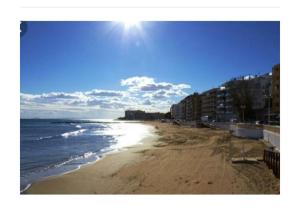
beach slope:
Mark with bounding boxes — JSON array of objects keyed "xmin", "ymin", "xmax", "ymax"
[{"xmin": 27, "ymin": 122, "xmax": 279, "ymax": 194}]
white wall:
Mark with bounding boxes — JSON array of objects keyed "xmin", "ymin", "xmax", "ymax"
[
  {"xmin": 230, "ymin": 124, "xmax": 280, "ymax": 150},
  {"xmin": 263, "ymin": 130, "xmax": 280, "ymax": 150},
  {"xmin": 233, "ymin": 127, "xmax": 263, "ymax": 139}
]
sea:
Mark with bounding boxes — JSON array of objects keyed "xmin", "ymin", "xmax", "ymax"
[{"xmin": 20, "ymin": 119, "xmax": 154, "ymax": 193}]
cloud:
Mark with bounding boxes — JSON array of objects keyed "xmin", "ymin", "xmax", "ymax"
[
  {"xmin": 87, "ymin": 98, "xmax": 126, "ymax": 109},
  {"xmin": 40, "ymin": 92, "xmax": 80, "ymax": 99},
  {"xmin": 21, "ymin": 76, "xmax": 191, "ymax": 118},
  {"xmin": 140, "ymin": 83, "xmax": 173, "ymax": 91},
  {"xmin": 85, "ymin": 89, "xmax": 125, "ymax": 97},
  {"xmin": 121, "ymin": 76, "xmax": 190, "ymax": 100},
  {"xmin": 121, "ymin": 76, "xmax": 154, "ymax": 91},
  {"xmin": 142, "ymin": 99, "xmax": 153, "ymax": 105},
  {"xmin": 121, "ymin": 76, "xmax": 190, "ymax": 93}
]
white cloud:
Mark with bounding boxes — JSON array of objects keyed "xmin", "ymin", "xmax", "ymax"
[
  {"xmin": 121, "ymin": 76, "xmax": 190, "ymax": 100},
  {"xmin": 85, "ymin": 89, "xmax": 126, "ymax": 97},
  {"xmin": 21, "ymin": 76, "xmax": 191, "ymax": 118},
  {"xmin": 121, "ymin": 76, "xmax": 154, "ymax": 91},
  {"xmin": 121, "ymin": 76, "xmax": 190, "ymax": 93}
]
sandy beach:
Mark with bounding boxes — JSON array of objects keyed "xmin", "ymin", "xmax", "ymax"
[{"xmin": 26, "ymin": 121, "xmax": 279, "ymax": 194}]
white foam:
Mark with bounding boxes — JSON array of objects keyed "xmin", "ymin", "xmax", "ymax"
[
  {"xmin": 36, "ymin": 135, "xmax": 53, "ymax": 140},
  {"xmin": 20, "ymin": 183, "xmax": 31, "ymax": 193},
  {"xmin": 53, "ymin": 151, "xmax": 95, "ymax": 168},
  {"xmin": 61, "ymin": 129, "xmax": 86, "ymax": 138},
  {"xmin": 21, "ymin": 121, "xmax": 156, "ymax": 193},
  {"xmin": 54, "ymin": 157, "xmax": 75, "ymax": 168},
  {"xmin": 83, "ymin": 152, "xmax": 94, "ymax": 158}
]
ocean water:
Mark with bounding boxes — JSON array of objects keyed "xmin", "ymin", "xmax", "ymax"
[{"xmin": 20, "ymin": 119, "xmax": 154, "ymax": 193}]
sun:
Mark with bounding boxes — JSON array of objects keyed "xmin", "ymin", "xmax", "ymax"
[
  {"xmin": 112, "ymin": 20, "xmax": 145, "ymax": 42},
  {"xmin": 121, "ymin": 19, "xmax": 141, "ymax": 30}
]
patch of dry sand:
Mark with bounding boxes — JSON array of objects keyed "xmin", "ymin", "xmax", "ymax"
[{"xmin": 27, "ymin": 122, "xmax": 279, "ymax": 194}]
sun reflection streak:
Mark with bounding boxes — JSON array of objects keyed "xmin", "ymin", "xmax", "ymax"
[{"xmin": 94, "ymin": 121, "xmax": 154, "ymax": 150}]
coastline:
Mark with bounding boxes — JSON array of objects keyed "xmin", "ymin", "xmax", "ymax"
[
  {"xmin": 25, "ymin": 127, "xmax": 158, "ymax": 194},
  {"xmin": 26, "ymin": 121, "xmax": 279, "ymax": 194}
]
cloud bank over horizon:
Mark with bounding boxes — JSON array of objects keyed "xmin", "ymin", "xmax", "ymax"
[{"xmin": 21, "ymin": 76, "xmax": 191, "ymax": 119}]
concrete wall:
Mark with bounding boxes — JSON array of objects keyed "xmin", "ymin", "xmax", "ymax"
[
  {"xmin": 230, "ymin": 123, "xmax": 280, "ymax": 150},
  {"xmin": 230, "ymin": 123, "xmax": 263, "ymax": 139},
  {"xmin": 182, "ymin": 121, "xmax": 280, "ymax": 150},
  {"xmin": 263, "ymin": 129, "xmax": 280, "ymax": 150},
  {"xmin": 233, "ymin": 127, "xmax": 263, "ymax": 139}
]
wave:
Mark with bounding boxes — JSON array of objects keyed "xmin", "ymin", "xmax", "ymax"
[
  {"xmin": 20, "ymin": 183, "xmax": 31, "ymax": 194},
  {"xmin": 36, "ymin": 135, "xmax": 53, "ymax": 141},
  {"xmin": 61, "ymin": 129, "xmax": 86, "ymax": 138},
  {"xmin": 53, "ymin": 151, "xmax": 97, "ymax": 168},
  {"xmin": 70, "ymin": 123, "xmax": 82, "ymax": 128}
]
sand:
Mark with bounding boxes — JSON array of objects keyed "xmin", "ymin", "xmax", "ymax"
[{"xmin": 26, "ymin": 121, "xmax": 279, "ymax": 194}]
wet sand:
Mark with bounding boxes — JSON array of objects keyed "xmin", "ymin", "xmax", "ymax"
[{"xmin": 27, "ymin": 121, "xmax": 279, "ymax": 194}]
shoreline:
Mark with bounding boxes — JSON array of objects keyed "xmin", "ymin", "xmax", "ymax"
[
  {"xmin": 26, "ymin": 121, "xmax": 279, "ymax": 194},
  {"xmin": 25, "ymin": 126, "xmax": 159, "ymax": 194}
]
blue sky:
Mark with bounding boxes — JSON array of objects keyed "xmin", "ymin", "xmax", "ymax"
[{"xmin": 20, "ymin": 21, "xmax": 280, "ymax": 119}]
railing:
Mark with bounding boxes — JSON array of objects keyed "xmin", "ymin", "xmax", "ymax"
[{"xmin": 263, "ymin": 149, "xmax": 280, "ymax": 178}]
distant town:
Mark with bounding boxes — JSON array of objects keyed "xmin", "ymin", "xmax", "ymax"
[{"xmin": 120, "ymin": 64, "xmax": 280, "ymax": 126}]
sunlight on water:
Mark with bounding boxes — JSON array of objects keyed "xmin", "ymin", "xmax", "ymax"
[
  {"xmin": 93, "ymin": 121, "xmax": 154, "ymax": 149},
  {"xmin": 20, "ymin": 119, "xmax": 155, "ymax": 193}
]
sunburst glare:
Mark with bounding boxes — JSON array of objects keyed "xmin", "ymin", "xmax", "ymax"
[{"xmin": 121, "ymin": 19, "xmax": 141, "ymax": 30}]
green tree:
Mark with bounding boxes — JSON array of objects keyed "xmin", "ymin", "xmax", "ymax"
[
  {"xmin": 227, "ymin": 79, "xmax": 255, "ymax": 121},
  {"xmin": 164, "ymin": 112, "xmax": 171, "ymax": 119}
]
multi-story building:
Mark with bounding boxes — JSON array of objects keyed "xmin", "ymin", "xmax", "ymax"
[
  {"xmin": 171, "ymin": 93, "xmax": 201, "ymax": 121},
  {"xmin": 193, "ymin": 93, "xmax": 202, "ymax": 121},
  {"xmin": 170, "ymin": 63, "xmax": 279, "ymax": 123},
  {"xmin": 216, "ymin": 73, "xmax": 272, "ymax": 122},
  {"xmin": 201, "ymin": 88, "xmax": 217, "ymax": 121},
  {"xmin": 125, "ymin": 110, "xmax": 146, "ymax": 120},
  {"xmin": 124, "ymin": 110, "xmax": 164, "ymax": 120},
  {"xmin": 272, "ymin": 64, "xmax": 280, "ymax": 114},
  {"xmin": 145, "ymin": 112, "xmax": 165, "ymax": 120},
  {"xmin": 170, "ymin": 104, "xmax": 180, "ymax": 119},
  {"xmin": 178, "ymin": 99, "xmax": 187, "ymax": 120},
  {"xmin": 185, "ymin": 92, "xmax": 202, "ymax": 121},
  {"xmin": 185, "ymin": 95, "xmax": 193, "ymax": 121},
  {"xmin": 248, "ymin": 73, "xmax": 272, "ymax": 121},
  {"xmin": 216, "ymin": 85, "xmax": 236, "ymax": 122}
]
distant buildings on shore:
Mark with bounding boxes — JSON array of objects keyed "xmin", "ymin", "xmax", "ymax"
[
  {"xmin": 171, "ymin": 64, "xmax": 280, "ymax": 124},
  {"xmin": 119, "ymin": 110, "xmax": 166, "ymax": 120}
]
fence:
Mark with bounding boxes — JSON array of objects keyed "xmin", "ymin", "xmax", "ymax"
[{"xmin": 263, "ymin": 149, "xmax": 280, "ymax": 178}]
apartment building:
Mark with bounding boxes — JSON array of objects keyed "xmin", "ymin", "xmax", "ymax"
[
  {"xmin": 124, "ymin": 110, "xmax": 164, "ymax": 120},
  {"xmin": 248, "ymin": 73, "xmax": 272, "ymax": 121},
  {"xmin": 272, "ymin": 64, "xmax": 280, "ymax": 114},
  {"xmin": 178, "ymin": 99, "xmax": 187, "ymax": 120},
  {"xmin": 201, "ymin": 88, "xmax": 217, "ymax": 121},
  {"xmin": 185, "ymin": 93, "xmax": 202, "ymax": 121},
  {"xmin": 125, "ymin": 110, "xmax": 146, "ymax": 120},
  {"xmin": 216, "ymin": 85, "xmax": 236, "ymax": 122},
  {"xmin": 170, "ymin": 104, "xmax": 180, "ymax": 119},
  {"xmin": 170, "ymin": 63, "xmax": 279, "ymax": 123}
]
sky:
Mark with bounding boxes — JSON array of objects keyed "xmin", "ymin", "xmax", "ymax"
[{"xmin": 20, "ymin": 21, "xmax": 280, "ymax": 119}]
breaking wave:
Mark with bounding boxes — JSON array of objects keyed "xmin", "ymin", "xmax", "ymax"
[{"xmin": 61, "ymin": 129, "xmax": 87, "ymax": 138}]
